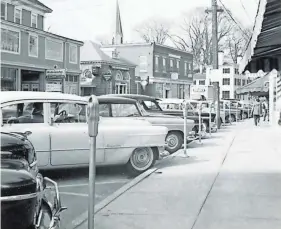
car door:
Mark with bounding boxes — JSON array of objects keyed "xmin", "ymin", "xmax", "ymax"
[
  {"xmin": 47, "ymin": 101, "xmax": 104, "ymax": 166},
  {"xmin": 1, "ymin": 101, "xmax": 51, "ymax": 167}
]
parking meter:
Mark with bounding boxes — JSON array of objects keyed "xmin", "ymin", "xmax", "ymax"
[{"xmin": 87, "ymin": 95, "xmax": 99, "ymax": 229}]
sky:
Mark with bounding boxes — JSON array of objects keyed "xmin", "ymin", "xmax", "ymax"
[{"xmin": 41, "ymin": 0, "xmax": 259, "ymax": 43}]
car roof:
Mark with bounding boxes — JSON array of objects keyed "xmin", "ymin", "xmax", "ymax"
[
  {"xmin": 97, "ymin": 96, "xmax": 137, "ymax": 104},
  {"xmin": 100, "ymin": 94, "xmax": 159, "ymax": 101},
  {"xmin": 158, "ymin": 99, "xmax": 185, "ymax": 104},
  {"xmin": 0, "ymin": 91, "xmax": 87, "ymax": 104}
]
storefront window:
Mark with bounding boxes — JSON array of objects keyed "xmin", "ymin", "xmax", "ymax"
[
  {"xmin": 155, "ymin": 83, "xmax": 164, "ymax": 98},
  {"xmin": 1, "ymin": 67, "xmax": 17, "ymax": 91},
  {"xmin": 65, "ymin": 75, "xmax": 79, "ymax": 94},
  {"xmin": 45, "ymin": 38, "xmax": 63, "ymax": 61},
  {"xmin": 1, "ymin": 28, "xmax": 20, "ymax": 53}
]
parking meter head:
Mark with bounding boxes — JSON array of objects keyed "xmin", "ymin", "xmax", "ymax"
[{"xmin": 87, "ymin": 95, "xmax": 99, "ymax": 137}]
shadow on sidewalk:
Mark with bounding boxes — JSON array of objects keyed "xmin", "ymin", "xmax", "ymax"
[
  {"xmin": 158, "ymin": 156, "xmax": 209, "ymax": 170},
  {"xmin": 188, "ymin": 141, "xmax": 219, "ymax": 149}
]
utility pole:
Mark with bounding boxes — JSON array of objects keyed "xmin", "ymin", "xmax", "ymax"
[{"xmin": 206, "ymin": 0, "xmax": 223, "ymax": 129}]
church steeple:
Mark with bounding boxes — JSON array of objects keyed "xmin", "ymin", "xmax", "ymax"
[{"xmin": 112, "ymin": 0, "xmax": 123, "ymax": 45}]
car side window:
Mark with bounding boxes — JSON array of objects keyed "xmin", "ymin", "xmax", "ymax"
[
  {"xmin": 50, "ymin": 102, "xmax": 86, "ymax": 123},
  {"xmin": 2, "ymin": 102, "xmax": 44, "ymax": 124},
  {"xmin": 99, "ymin": 104, "xmax": 110, "ymax": 117},
  {"xmin": 111, "ymin": 104, "xmax": 140, "ymax": 117}
]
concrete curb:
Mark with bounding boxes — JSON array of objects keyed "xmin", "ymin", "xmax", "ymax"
[{"xmin": 69, "ymin": 167, "xmax": 158, "ymax": 229}]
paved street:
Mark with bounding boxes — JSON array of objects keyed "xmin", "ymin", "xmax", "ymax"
[{"xmin": 41, "ymin": 166, "xmax": 132, "ymax": 229}]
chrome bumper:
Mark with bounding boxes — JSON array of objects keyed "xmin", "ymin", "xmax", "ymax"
[
  {"xmin": 187, "ymin": 131, "xmax": 197, "ymax": 141},
  {"xmin": 35, "ymin": 176, "xmax": 67, "ymax": 229}
]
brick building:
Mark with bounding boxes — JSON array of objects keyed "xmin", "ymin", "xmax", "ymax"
[
  {"xmin": 80, "ymin": 41, "xmax": 137, "ymax": 96},
  {"xmin": 101, "ymin": 43, "xmax": 193, "ymax": 99},
  {"xmin": 1, "ymin": 0, "xmax": 83, "ymax": 94}
]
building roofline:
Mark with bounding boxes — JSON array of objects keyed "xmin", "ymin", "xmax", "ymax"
[
  {"xmin": 80, "ymin": 60, "xmax": 135, "ymax": 68},
  {"xmin": 2, "ymin": 20, "xmax": 84, "ymax": 45},
  {"xmin": 22, "ymin": 0, "xmax": 53, "ymax": 13},
  {"xmin": 101, "ymin": 42, "xmax": 154, "ymax": 48},
  {"xmin": 153, "ymin": 43, "xmax": 193, "ymax": 55}
]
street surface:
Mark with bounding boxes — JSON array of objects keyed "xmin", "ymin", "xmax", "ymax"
[{"xmin": 41, "ymin": 166, "xmax": 132, "ymax": 229}]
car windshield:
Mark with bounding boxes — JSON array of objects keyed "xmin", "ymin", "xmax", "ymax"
[{"xmin": 141, "ymin": 100, "xmax": 162, "ymax": 111}]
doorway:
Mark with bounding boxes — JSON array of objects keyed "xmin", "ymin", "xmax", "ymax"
[
  {"xmin": 21, "ymin": 70, "xmax": 41, "ymax": 91},
  {"xmin": 165, "ymin": 89, "xmax": 171, "ymax": 98}
]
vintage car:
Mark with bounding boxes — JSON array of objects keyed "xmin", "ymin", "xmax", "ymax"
[
  {"xmin": 97, "ymin": 96, "xmax": 197, "ymax": 154},
  {"xmin": 1, "ymin": 131, "xmax": 65, "ymax": 229},
  {"xmin": 0, "ymin": 91, "xmax": 168, "ymax": 175},
  {"xmin": 99, "ymin": 94, "xmax": 209, "ymax": 136}
]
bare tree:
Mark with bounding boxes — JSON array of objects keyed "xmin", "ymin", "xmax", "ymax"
[
  {"xmin": 225, "ymin": 26, "xmax": 252, "ymax": 63},
  {"xmin": 135, "ymin": 18, "xmax": 171, "ymax": 45},
  {"xmin": 169, "ymin": 8, "xmax": 234, "ymax": 70}
]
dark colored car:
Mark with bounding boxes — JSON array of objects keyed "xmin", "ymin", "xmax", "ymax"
[
  {"xmin": 1, "ymin": 131, "xmax": 66, "ymax": 229},
  {"xmin": 101, "ymin": 94, "xmax": 215, "ymax": 133}
]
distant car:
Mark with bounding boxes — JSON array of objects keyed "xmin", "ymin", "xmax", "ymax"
[
  {"xmin": 100, "ymin": 94, "xmax": 208, "ymax": 136},
  {"xmin": 97, "ymin": 96, "xmax": 197, "ymax": 154},
  {"xmin": 0, "ymin": 91, "xmax": 168, "ymax": 176},
  {"xmin": 1, "ymin": 131, "xmax": 65, "ymax": 229}
]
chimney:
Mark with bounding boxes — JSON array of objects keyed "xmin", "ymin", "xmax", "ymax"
[
  {"xmin": 218, "ymin": 51, "xmax": 224, "ymax": 66},
  {"xmin": 237, "ymin": 55, "xmax": 242, "ymax": 64}
]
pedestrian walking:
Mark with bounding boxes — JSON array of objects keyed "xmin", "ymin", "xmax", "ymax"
[
  {"xmin": 251, "ymin": 98, "xmax": 262, "ymax": 126},
  {"xmin": 262, "ymin": 99, "xmax": 269, "ymax": 121}
]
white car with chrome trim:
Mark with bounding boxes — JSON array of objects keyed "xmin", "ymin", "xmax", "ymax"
[{"xmin": 0, "ymin": 91, "xmax": 168, "ymax": 176}]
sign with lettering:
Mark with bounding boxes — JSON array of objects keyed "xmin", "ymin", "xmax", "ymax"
[
  {"xmin": 46, "ymin": 82, "xmax": 62, "ymax": 92},
  {"xmin": 46, "ymin": 69, "xmax": 66, "ymax": 80}
]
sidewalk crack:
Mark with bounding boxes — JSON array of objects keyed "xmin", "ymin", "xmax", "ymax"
[{"xmin": 190, "ymin": 134, "xmax": 237, "ymax": 229}]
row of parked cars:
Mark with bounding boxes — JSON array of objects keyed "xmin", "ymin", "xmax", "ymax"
[{"xmin": 0, "ymin": 91, "xmax": 253, "ymax": 229}]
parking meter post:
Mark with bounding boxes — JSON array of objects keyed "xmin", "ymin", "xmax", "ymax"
[
  {"xmin": 209, "ymin": 102, "xmax": 212, "ymax": 136},
  {"xmin": 198, "ymin": 103, "xmax": 202, "ymax": 144},
  {"xmin": 87, "ymin": 95, "xmax": 99, "ymax": 229},
  {"xmin": 223, "ymin": 101, "xmax": 226, "ymax": 126},
  {"xmin": 236, "ymin": 103, "xmax": 238, "ymax": 123},
  {"xmin": 183, "ymin": 103, "xmax": 187, "ymax": 156},
  {"xmin": 228, "ymin": 102, "xmax": 231, "ymax": 125}
]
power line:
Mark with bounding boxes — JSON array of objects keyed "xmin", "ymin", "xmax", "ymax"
[
  {"xmin": 217, "ymin": 0, "xmax": 251, "ymax": 39},
  {"xmin": 239, "ymin": 0, "xmax": 252, "ymax": 22}
]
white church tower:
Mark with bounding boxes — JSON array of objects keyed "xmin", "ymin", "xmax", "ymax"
[{"xmin": 112, "ymin": 0, "xmax": 123, "ymax": 45}]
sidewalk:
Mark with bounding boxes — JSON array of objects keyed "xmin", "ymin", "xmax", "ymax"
[{"xmin": 76, "ymin": 120, "xmax": 281, "ymax": 229}]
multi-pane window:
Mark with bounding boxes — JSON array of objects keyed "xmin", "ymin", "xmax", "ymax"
[
  {"xmin": 155, "ymin": 55, "xmax": 159, "ymax": 72},
  {"xmin": 69, "ymin": 44, "xmax": 78, "ymax": 64},
  {"xmin": 170, "ymin": 59, "xmax": 174, "ymax": 70},
  {"xmin": 222, "ymin": 78, "xmax": 230, "ymax": 85},
  {"xmin": 139, "ymin": 56, "xmax": 148, "ymax": 72},
  {"xmin": 1, "ymin": 28, "xmax": 20, "ymax": 53},
  {"xmin": 235, "ymin": 69, "xmax": 239, "ymax": 74},
  {"xmin": 29, "ymin": 34, "xmax": 38, "ymax": 57},
  {"xmin": 176, "ymin": 60, "xmax": 180, "ymax": 70},
  {"xmin": 199, "ymin": 80, "xmax": 205, "ymax": 85},
  {"xmin": 242, "ymin": 79, "xmax": 246, "ymax": 86},
  {"xmin": 45, "ymin": 38, "xmax": 63, "ymax": 61},
  {"xmin": 31, "ymin": 14, "xmax": 37, "ymax": 28},
  {"xmin": 163, "ymin": 57, "xmax": 166, "ymax": 72},
  {"xmin": 1, "ymin": 2, "xmax": 6, "ymax": 20},
  {"xmin": 184, "ymin": 62, "xmax": 188, "ymax": 76},
  {"xmin": 222, "ymin": 91, "xmax": 230, "ymax": 99},
  {"xmin": 223, "ymin": 68, "xmax": 230, "ymax": 74},
  {"xmin": 14, "ymin": 8, "xmax": 21, "ymax": 24}
]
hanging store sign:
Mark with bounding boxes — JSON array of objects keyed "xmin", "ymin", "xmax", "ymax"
[
  {"xmin": 103, "ymin": 70, "xmax": 112, "ymax": 81},
  {"xmin": 46, "ymin": 69, "xmax": 66, "ymax": 80}
]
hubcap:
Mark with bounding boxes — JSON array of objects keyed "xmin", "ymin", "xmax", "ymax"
[
  {"xmin": 166, "ymin": 134, "xmax": 179, "ymax": 149},
  {"xmin": 130, "ymin": 148, "xmax": 153, "ymax": 171}
]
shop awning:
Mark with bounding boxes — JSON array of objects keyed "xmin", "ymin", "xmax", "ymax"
[
  {"xmin": 239, "ymin": 0, "xmax": 281, "ymax": 74},
  {"xmin": 236, "ymin": 73, "xmax": 269, "ymax": 95}
]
